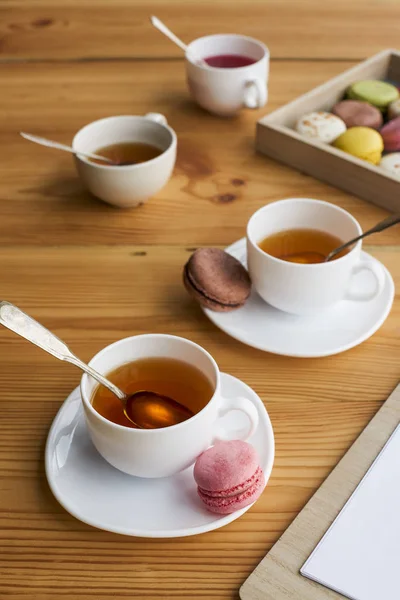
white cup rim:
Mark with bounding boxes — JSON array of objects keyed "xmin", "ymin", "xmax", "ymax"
[
  {"xmin": 72, "ymin": 115, "xmax": 177, "ymax": 171},
  {"xmin": 247, "ymin": 198, "xmax": 362, "ymax": 268},
  {"xmin": 80, "ymin": 334, "xmax": 220, "ymax": 434},
  {"xmin": 186, "ymin": 33, "xmax": 269, "ymax": 72}
]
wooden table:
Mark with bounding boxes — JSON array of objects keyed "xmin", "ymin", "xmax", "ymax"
[{"xmin": 1, "ymin": 2, "xmax": 399, "ymax": 598}]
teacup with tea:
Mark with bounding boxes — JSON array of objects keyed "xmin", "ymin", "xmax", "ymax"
[
  {"xmin": 185, "ymin": 34, "xmax": 269, "ymax": 116},
  {"xmin": 81, "ymin": 334, "xmax": 259, "ymax": 478},
  {"xmin": 246, "ymin": 198, "xmax": 385, "ymax": 315},
  {"xmin": 72, "ymin": 113, "xmax": 176, "ymax": 208}
]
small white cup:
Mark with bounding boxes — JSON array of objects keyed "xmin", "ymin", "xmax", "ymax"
[
  {"xmin": 247, "ymin": 198, "xmax": 385, "ymax": 316},
  {"xmin": 185, "ymin": 34, "xmax": 269, "ymax": 117},
  {"xmin": 72, "ymin": 113, "xmax": 176, "ymax": 208},
  {"xmin": 80, "ymin": 334, "xmax": 259, "ymax": 478}
]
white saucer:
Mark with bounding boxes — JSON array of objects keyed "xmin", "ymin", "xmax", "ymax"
[
  {"xmin": 45, "ymin": 373, "xmax": 274, "ymax": 538},
  {"xmin": 204, "ymin": 239, "xmax": 395, "ymax": 358}
]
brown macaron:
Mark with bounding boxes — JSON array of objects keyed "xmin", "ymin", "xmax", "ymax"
[
  {"xmin": 183, "ymin": 248, "xmax": 251, "ymax": 312},
  {"xmin": 332, "ymin": 99, "xmax": 383, "ymax": 129}
]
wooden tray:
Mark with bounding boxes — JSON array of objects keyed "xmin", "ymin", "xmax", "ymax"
[
  {"xmin": 240, "ymin": 382, "xmax": 400, "ymax": 600},
  {"xmin": 256, "ymin": 49, "xmax": 400, "ymax": 213}
]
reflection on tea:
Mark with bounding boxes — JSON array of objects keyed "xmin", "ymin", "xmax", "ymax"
[
  {"xmin": 89, "ymin": 142, "xmax": 163, "ymax": 166},
  {"xmin": 91, "ymin": 357, "xmax": 214, "ymax": 428},
  {"xmin": 258, "ymin": 228, "xmax": 349, "ymax": 264}
]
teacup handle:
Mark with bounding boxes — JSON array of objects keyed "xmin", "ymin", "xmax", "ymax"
[
  {"xmin": 213, "ymin": 395, "xmax": 259, "ymax": 443},
  {"xmin": 144, "ymin": 112, "xmax": 168, "ymax": 126},
  {"xmin": 243, "ymin": 79, "xmax": 267, "ymax": 109},
  {"xmin": 345, "ymin": 258, "xmax": 385, "ymax": 302}
]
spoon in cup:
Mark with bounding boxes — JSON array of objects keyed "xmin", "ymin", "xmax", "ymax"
[
  {"xmin": 20, "ymin": 132, "xmax": 125, "ymax": 166},
  {"xmin": 0, "ymin": 302, "xmax": 193, "ymax": 429},
  {"xmin": 281, "ymin": 213, "xmax": 400, "ymax": 263},
  {"xmin": 150, "ymin": 16, "xmax": 207, "ymax": 67},
  {"xmin": 325, "ymin": 213, "xmax": 400, "ymax": 262}
]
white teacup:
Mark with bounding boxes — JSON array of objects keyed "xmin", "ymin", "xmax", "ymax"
[
  {"xmin": 185, "ymin": 34, "xmax": 269, "ymax": 116},
  {"xmin": 247, "ymin": 198, "xmax": 385, "ymax": 316},
  {"xmin": 80, "ymin": 334, "xmax": 259, "ymax": 478},
  {"xmin": 72, "ymin": 113, "xmax": 176, "ymax": 208}
]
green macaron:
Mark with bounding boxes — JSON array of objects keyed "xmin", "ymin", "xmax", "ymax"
[{"xmin": 347, "ymin": 80, "xmax": 399, "ymax": 110}]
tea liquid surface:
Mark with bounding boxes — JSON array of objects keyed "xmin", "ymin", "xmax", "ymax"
[
  {"xmin": 91, "ymin": 357, "xmax": 214, "ymax": 428},
  {"xmin": 204, "ymin": 54, "xmax": 256, "ymax": 68},
  {"xmin": 89, "ymin": 142, "xmax": 162, "ymax": 166},
  {"xmin": 258, "ymin": 228, "xmax": 348, "ymax": 264}
]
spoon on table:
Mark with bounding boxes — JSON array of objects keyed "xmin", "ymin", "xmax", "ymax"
[
  {"xmin": 0, "ymin": 301, "xmax": 193, "ymax": 429},
  {"xmin": 150, "ymin": 16, "xmax": 207, "ymax": 67},
  {"xmin": 20, "ymin": 132, "xmax": 123, "ymax": 166},
  {"xmin": 281, "ymin": 213, "xmax": 400, "ymax": 263}
]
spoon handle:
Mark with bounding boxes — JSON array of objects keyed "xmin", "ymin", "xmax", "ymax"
[
  {"xmin": 361, "ymin": 213, "xmax": 400, "ymax": 235},
  {"xmin": 20, "ymin": 132, "xmax": 115, "ymax": 165},
  {"xmin": 0, "ymin": 301, "xmax": 125, "ymax": 400},
  {"xmin": 150, "ymin": 16, "xmax": 188, "ymax": 52},
  {"xmin": 326, "ymin": 213, "xmax": 400, "ymax": 261},
  {"xmin": 150, "ymin": 16, "xmax": 207, "ymax": 66}
]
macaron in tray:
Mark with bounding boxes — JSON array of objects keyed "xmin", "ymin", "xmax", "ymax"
[
  {"xmin": 388, "ymin": 98, "xmax": 400, "ymax": 120},
  {"xmin": 380, "ymin": 116, "xmax": 400, "ymax": 152},
  {"xmin": 295, "ymin": 111, "xmax": 346, "ymax": 144},
  {"xmin": 333, "ymin": 126, "xmax": 384, "ymax": 165},
  {"xmin": 293, "ymin": 78, "xmax": 400, "ymax": 175},
  {"xmin": 380, "ymin": 152, "xmax": 400, "ymax": 176},
  {"xmin": 332, "ymin": 100, "xmax": 383, "ymax": 129},
  {"xmin": 346, "ymin": 80, "xmax": 399, "ymax": 110}
]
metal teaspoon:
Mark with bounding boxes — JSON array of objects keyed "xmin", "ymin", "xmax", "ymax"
[
  {"xmin": 0, "ymin": 302, "xmax": 193, "ymax": 428},
  {"xmin": 20, "ymin": 132, "xmax": 120, "ymax": 166},
  {"xmin": 325, "ymin": 213, "xmax": 400, "ymax": 262}
]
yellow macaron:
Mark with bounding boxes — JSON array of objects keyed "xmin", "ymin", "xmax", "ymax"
[{"xmin": 333, "ymin": 126, "xmax": 383, "ymax": 165}]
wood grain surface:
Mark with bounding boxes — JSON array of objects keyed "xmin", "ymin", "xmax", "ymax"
[
  {"xmin": 241, "ymin": 384, "xmax": 400, "ymax": 600},
  {"xmin": 0, "ymin": 1, "xmax": 399, "ymax": 599},
  {"xmin": 2, "ymin": 1, "xmax": 400, "ymax": 61}
]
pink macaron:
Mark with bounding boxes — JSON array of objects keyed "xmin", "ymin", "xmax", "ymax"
[
  {"xmin": 380, "ymin": 116, "xmax": 400, "ymax": 152},
  {"xmin": 193, "ymin": 440, "xmax": 265, "ymax": 515}
]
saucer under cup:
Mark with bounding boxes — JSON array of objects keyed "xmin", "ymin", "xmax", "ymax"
[
  {"xmin": 203, "ymin": 238, "xmax": 394, "ymax": 357},
  {"xmin": 45, "ymin": 373, "xmax": 274, "ymax": 538}
]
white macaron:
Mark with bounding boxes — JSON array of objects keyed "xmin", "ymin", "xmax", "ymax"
[
  {"xmin": 380, "ymin": 152, "xmax": 400, "ymax": 177},
  {"xmin": 296, "ymin": 111, "xmax": 347, "ymax": 144}
]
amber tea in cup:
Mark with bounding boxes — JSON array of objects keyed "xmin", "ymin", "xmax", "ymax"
[
  {"xmin": 82, "ymin": 334, "xmax": 260, "ymax": 477},
  {"xmin": 258, "ymin": 228, "xmax": 349, "ymax": 264},
  {"xmin": 89, "ymin": 142, "xmax": 163, "ymax": 166},
  {"xmin": 91, "ymin": 357, "xmax": 214, "ymax": 428}
]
